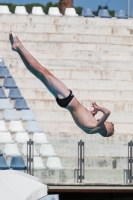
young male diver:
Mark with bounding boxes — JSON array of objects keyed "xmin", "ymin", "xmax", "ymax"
[{"xmin": 9, "ymin": 31, "xmax": 114, "ymax": 137}]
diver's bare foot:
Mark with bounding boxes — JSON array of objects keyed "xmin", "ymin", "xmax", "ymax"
[{"xmin": 9, "ymin": 31, "xmax": 21, "ymax": 51}]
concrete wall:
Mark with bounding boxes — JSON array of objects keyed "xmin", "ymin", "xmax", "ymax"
[{"xmin": 1, "ymin": 14, "xmax": 133, "ymax": 184}]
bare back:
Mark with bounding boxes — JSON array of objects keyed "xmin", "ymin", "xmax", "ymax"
[{"xmin": 66, "ymin": 97, "xmax": 97, "ymax": 134}]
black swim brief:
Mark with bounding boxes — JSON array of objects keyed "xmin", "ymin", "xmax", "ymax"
[{"xmin": 56, "ymin": 90, "xmax": 74, "ymax": 108}]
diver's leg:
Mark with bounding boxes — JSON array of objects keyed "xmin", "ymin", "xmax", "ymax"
[{"xmin": 9, "ymin": 31, "xmax": 70, "ymax": 99}]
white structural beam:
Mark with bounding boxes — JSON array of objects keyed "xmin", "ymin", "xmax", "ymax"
[{"xmin": 127, "ymin": 0, "xmax": 131, "ymax": 18}]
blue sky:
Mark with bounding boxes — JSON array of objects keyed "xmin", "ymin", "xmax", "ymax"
[{"xmin": 0, "ymin": 0, "xmax": 133, "ymax": 13}]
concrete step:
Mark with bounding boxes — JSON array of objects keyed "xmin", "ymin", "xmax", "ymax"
[
  {"xmin": 2, "ymin": 49, "xmax": 133, "ymax": 64},
  {"xmin": 19, "ymin": 88, "xmax": 133, "ymax": 101},
  {"xmin": 38, "ymin": 121, "xmax": 133, "ymax": 134},
  {"xmin": 2, "ymin": 31, "xmax": 133, "ymax": 46},
  {"xmin": 3, "ymin": 56, "xmax": 133, "ymax": 70},
  {"xmin": 1, "ymin": 14, "xmax": 133, "ymax": 28},
  {"xmin": 26, "ymin": 99, "xmax": 132, "ymax": 112},
  {"xmin": 30, "ymin": 109, "xmax": 133, "ymax": 124},
  {"xmin": 2, "ymin": 40, "xmax": 133, "ymax": 54},
  {"xmin": 5, "ymin": 67, "xmax": 133, "ymax": 81},
  {"xmin": 43, "ymin": 168, "xmax": 125, "ymax": 184},
  {"xmin": 0, "ymin": 20, "xmax": 131, "ymax": 36},
  {"xmin": 14, "ymin": 78, "xmax": 133, "ymax": 91}
]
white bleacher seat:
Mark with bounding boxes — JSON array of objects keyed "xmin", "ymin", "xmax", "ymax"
[
  {"xmin": 3, "ymin": 109, "xmax": 19, "ymax": 121},
  {"xmin": 46, "ymin": 157, "xmax": 63, "ymax": 170},
  {"xmin": 40, "ymin": 144, "xmax": 56, "ymax": 157},
  {"xmin": 33, "ymin": 132, "xmax": 49, "ymax": 144},
  {"xmin": 65, "ymin": 8, "xmax": 78, "ymax": 16},
  {"xmin": 4, "ymin": 143, "xmax": 21, "ymax": 156},
  {"xmin": 0, "ymin": 132, "xmax": 14, "ymax": 143},
  {"xmin": 20, "ymin": 110, "xmax": 35, "ymax": 121},
  {"xmin": 22, "ymin": 143, "xmax": 38, "ymax": 156},
  {"xmin": 32, "ymin": 6, "xmax": 45, "ymax": 15},
  {"xmin": 34, "ymin": 157, "xmax": 46, "ymax": 170},
  {"xmin": 9, "ymin": 121, "xmax": 25, "ymax": 132},
  {"xmin": 0, "ymin": 5, "xmax": 11, "ymax": 14},
  {"xmin": 15, "ymin": 132, "xmax": 29, "ymax": 144},
  {"xmin": 0, "ymin": 99, "xmax": 12, "ymax": 110},
  {"xmin": 15, "ymin": 6, "xmax": 28, "ymax": 15},
  {"xmin": 48, "ymin": 7, "xmax": 62, "ymax": 16},
  {"xmin": 0, "ymin": 121, "xmax": 8, "ymax": 131},
  {"xmin": 0, "ymin": 58, "xmax": 6, "ymax": 67}
]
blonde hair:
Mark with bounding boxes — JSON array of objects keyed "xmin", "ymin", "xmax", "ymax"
[{"xmin": 107, "ymin": 122, "xmax": 114, "ymax": 137}]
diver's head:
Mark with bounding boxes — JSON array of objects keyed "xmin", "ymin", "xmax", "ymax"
[{"xmin": 100, "ymin": 121, "xmax": 114, "ymax": 137}]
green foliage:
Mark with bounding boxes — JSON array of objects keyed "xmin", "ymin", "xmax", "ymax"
[
  {"xmin": 109, "ymin": 10, "xmax": 115, "ymax": 17},
  {"xmin": 75, "ymin": 6, "xmax": 82, "ymax": 16}
]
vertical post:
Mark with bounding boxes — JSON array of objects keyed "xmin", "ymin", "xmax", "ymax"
[
  {"xmin": 80, "ymin": 140, "xmax": 82, "ymax": 183},
  {"xmin": 131, "ymin": 140, "xmax": 132, "ymax": 183},
  {"xmin": 127, "ymin": 0, "xmax": 131, "ymax": 18},
  {"xmin": 83, "ymin": 140, "xmax": 85, "ymax": 181},
  {"xmin": 78, "ymin": 141, "xmax": 80, "ymax": 183},
  {"xmin": 27, "ymin": 140, "xmax": 29, "ymax": 174},
  {"xmin": 27, "ymin": 139, "xmax": 34, "ymax": 175},
  {"xmin": 77, "ymin": 140, "xmax": 85, "ymax": 183},
  {"xmin": 128, "ymin": 140, "xmax": 133, "ymax": 183},
  {"xmin": 128, "ymin": 141, "xmax": 130, "ymax": 183}
]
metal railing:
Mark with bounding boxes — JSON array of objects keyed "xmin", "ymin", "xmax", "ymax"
[
  {"xmin": 128, "ymin": 140, "xmax": 133, "ymax": 183},
  {"xmin": 74, "ymin": 140, "xmax": 85, "ymax": 183},
  {"xmin": 27, "ymin": 139, "xmax": 34, "ymax": 175}
]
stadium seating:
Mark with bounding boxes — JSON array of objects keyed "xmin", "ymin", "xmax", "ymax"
[
  {"xmin": 10, "ymin": 156, "xmax": 27, "ymax": 170},
  {"xmin": 0, "ymin": 121, "xmax": 8, "ymax": 131},
  {"xmin": 20, "ymin": 110, "xmax": 35, "ymax": 121},
  {"xmin": 26, "ymin": 121, "xmax": 42, "ymax": 133},
  {"xmin": 15, "ymin": 132, "xmax": 29, "ymax": 144},
  {"xmin": 0, "ymin": 58, "xmax": 6, "ymax": 67},
  {"xmin": 0, "ymin": 99, "xmax": 12, "ymax": 110},
  {"xmin": 82, "ymin": 8, "xmax": 95, "ymax": 17},
  {"xmin": 8, "ymin": 88, "xmax": 23, "ymax": 99},
  {"xmin": 33, "ymin": 132, "xmax": 49, "ymax": 144},
  {"xmin": 0, "ymin": 150, "xmax": 3, "ymax": 156},
  {"xmin": 48, "ymin": 7, "xmax": 62, "ymax": 16},
  {"xmin": 0, "ymin": 88, "xmax": 7, "ymax": 99},
  {"xmin": 9, "ymin": 121, "xmax": 25, "ymax": 132},
  {"xmin": 46, "ymin": 157, "xmax": 63, "ymax": 170},
  {"xmin": 40, "ymin": 144, "xmax": 56, "ymax": 157},
  {"xmin": 22, "ymin": 143, "xmax": 39, "ymax": 156},
  {"xmin": 3, "ymin": 77, "xmax": 17, "ymax": 88},
  {"xmin": 0, "ymin": 67, "xmax": 11, "ymax": 78},
  {"xmin": 14, "ymin": 99, "xmax": 29, "ymax": 110},
  {"xmin": 3, "ymin": 109, "xmax": 19, "ymax": 121},
  {"xmin": 0, "ymin": 132, "xmax": 14, "ymax": 143},
  {"xmin": 65, "ymin": 8, "xmax": 78, "ymax": 16},
  {"xmin": 115, "ymin": 10, "xmax": 128, "ymax": 19},
  {"xmin": 15, "ymin": 6, "xmax": 28, "ymax": 15},
  {"xmin": 0, "ymin": 5, "xmax": 11, "ymax": 14},
  {"xmin": 0, "ymin": 156, "xmax": 9, "ymax": 169},
  {"xmin": 4, "ymin": 143, "xmax": 21, "ymax": 156},
  {"xmin": 98, "ymin": 9, "xmax": 111, "ymax": 18},
  {"xmin": 32, "ymin": 6, "xmax": 45, "ymax": 15},
  {"xmin": 34, "ymin": 157, "xmax": 46, "ymax": 170}
]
